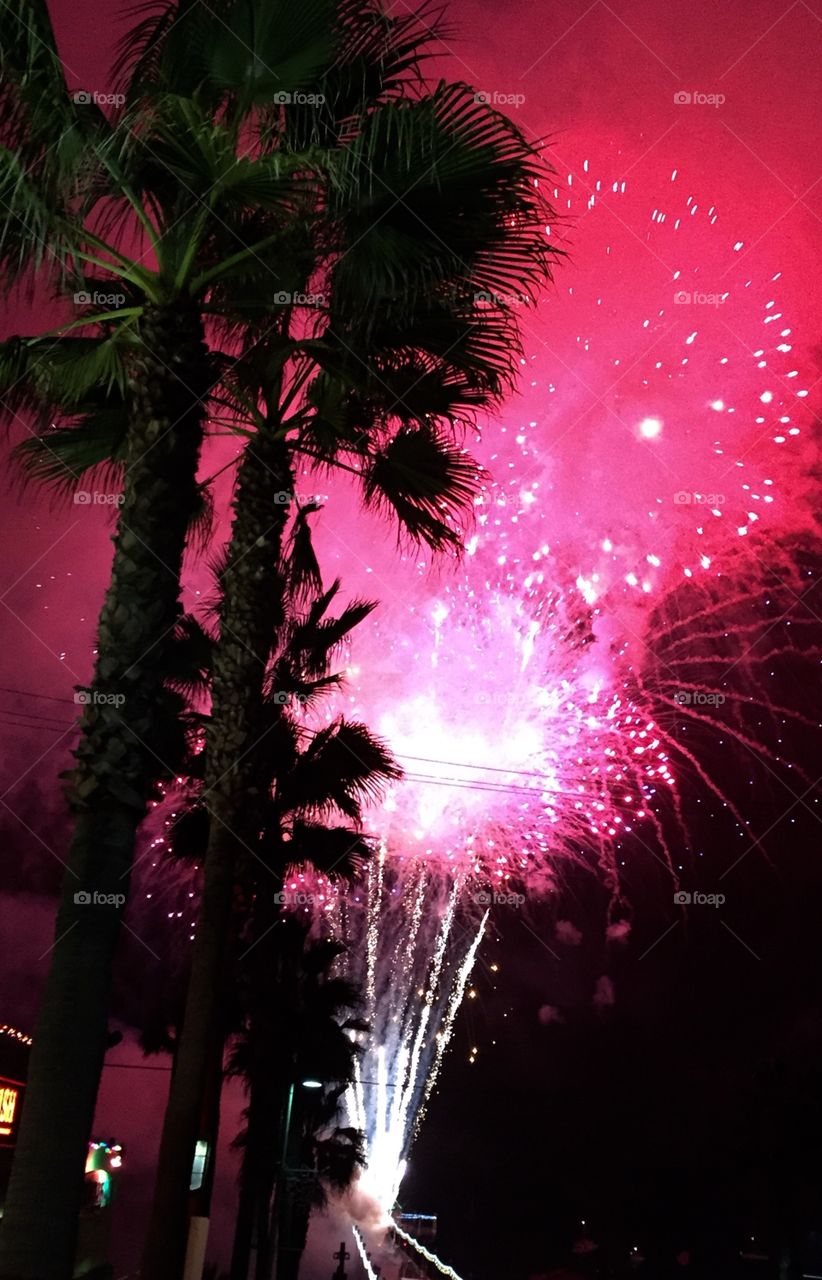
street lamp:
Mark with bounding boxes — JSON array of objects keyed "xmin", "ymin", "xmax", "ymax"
[
  {"xmin": 281, "ymin": 1078, "xmax": 324, "ymax": 1168},
  {"xmin": 271, "ymin": 1077, "xmax": 325, "ymax": 1275}
]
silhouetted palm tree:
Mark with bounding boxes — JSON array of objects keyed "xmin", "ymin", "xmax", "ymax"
[
  {"xmin": 0, "ymin": 0, "xmax": 333, "ymax": 1263},
  {"xmin": 139, "ymin": 548, "xmax": 395, "ymax": 1280}
]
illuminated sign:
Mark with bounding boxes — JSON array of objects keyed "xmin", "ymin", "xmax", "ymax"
[{"xmin": 0, "ymin": 1075, "xmax": 23, "ymax": 1147}]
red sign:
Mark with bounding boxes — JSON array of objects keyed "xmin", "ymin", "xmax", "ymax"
[{"xmin": 0, "ymin": 1075, "xmax": 24, "ymax": 1147}]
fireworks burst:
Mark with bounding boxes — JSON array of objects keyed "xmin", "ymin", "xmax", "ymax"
[{"xmin": 304, "ymin": 156, "xmax": 822, "ymax": 1230}]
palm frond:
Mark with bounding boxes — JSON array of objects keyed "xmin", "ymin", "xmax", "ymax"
[
  {"xmin": 12, "ymin": 408, "xmax": 128, "ymax": 497},
  {"xmin": 278, "ymin": 718, "xmax": 402, "ymax": 820},
  {"xmin": 113, "ymin": 0, "xmax": 194, "ymax": 99},
  {"xmin": 0, "ymin": 1, "xmax": 117, "ymax": 287},
  {"xmin": 0, "ymin": 333, "xmax": 132, "ymax": 431},
  {"xmin": 207, "ymin": 0, "xmax": 337, "ymax": 109},
  {"xmin": 120, "ymin": 0, "xmax": 339, "ymax": 118},
  {"xmin": 286, "ymin": 502, "xmax": 324, "ymax": 603},
  {"xmin": 332, "ymin": 0, "xmax": 449, "ymax": 100},
  {"xmin": 362, "ymin": 423, "xmax": 484, "ymax": 550},
  {"xmin": 287, "ymin": 821, "xmax": 374, "ymax": 879},
  {"xmin": 164, "ymin": 614, "xmax": 215, "ymax": 701},
  {"xmin": 0, "ymin": 0, "xmax": 69, "ymax": 147},
  {"xmin": 302, "ymin": 578, "xmax": 343, "ymax": 629},
  {"xmin": 328, "ymin": 79, "xmax": 558, "ymax": 322},
  {"xmin": 0, "ymin": 0, "xmax": 109, "ymax": 173},
  {"xmin": 314, "ymin": 1126, "xmax": 366, "ymax": 1192},
  {"xmin": 187, "ymin": 481, "xmax": 217, "ymax": 555},
  {"xmin": 165, "ymin": 802, "xmax": 210, "ymax": 863},
  {"xmin": 0, "ymin": 147, "xmax": 76, "ymax": 286},
  {"xmin": 288, "ymin": 597, "xmax": 376, "ymax": 678}
]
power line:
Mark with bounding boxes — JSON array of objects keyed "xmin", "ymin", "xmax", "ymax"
[
  {"xmin": 1, "ymin": 689, "xmax": 554, "ymax": 777},
  {"xmin": 0, "ymin": 715, "xmax": 77, "ymax": 736},
  {"xmin": 0, "ymin": 707, "xmax": 76, "ymax": 729},
  {"xmin": 403, "ymin": 771, "xmax": 556, "ymax": 799},
  {"xmin": 0, "ymin": 685, "xmax": 75, "ymax": 706},
  {"xmin": 397, "ymin": 752, "xmax": 561, "ymax": 782},
  {"xmin": 0, "ymin": 686, "xmax": 617, "ymax": 802}
]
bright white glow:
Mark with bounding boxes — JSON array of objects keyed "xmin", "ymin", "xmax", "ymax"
[{"xmin": 638, "ymin": 416, "xmax": 663, "ymax": 439}]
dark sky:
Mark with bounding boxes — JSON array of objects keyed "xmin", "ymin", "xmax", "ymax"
[{"xmin": 1, "ymin": 1, "xmax": 821, "ymax": 1278}]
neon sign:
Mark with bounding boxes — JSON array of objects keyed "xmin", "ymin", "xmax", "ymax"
[{"xmin": 0, "ymin": 1076, "xmax": 23, "ymax": 1147}]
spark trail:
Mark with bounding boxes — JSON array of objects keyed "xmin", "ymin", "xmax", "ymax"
[{"xmin": 335, "ymin": 856, "xmax": 487, "ymax": 1219}]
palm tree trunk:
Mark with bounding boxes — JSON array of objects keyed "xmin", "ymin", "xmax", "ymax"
[
  {"xmin": 275, "ymin": 1194, "xmax": 311, "ymax": 1280},
  {"xmin": 142, "ymin": 425, "xmax": 293, "ymax": 1280},
  {"xmin": 255, "ymin": 1167, "xmax": 276, "ymax": 1280},
  {"xmin": 0, "ymin": 302, "xmax": 209, "ymax": 1280},
  {"xmin": 229, "ymin": 1150, "xmax": 257, "ymax": 1280},
  {"xmin": 230, "ymin": 885, "xmax": 285, "ymax": 1280}
]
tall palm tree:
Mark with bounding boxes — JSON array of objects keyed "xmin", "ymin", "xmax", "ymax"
[
  {"xmin": 229, "ymin": 606, "xmax": 399, "ymax": 1280},
  {"xmin": 138, "ymin": 558, "xmax": 396, "ymax": 1280},
  {"xmin": 0, "ymin": 0, "xmax": 334, "ymax": 1269}
]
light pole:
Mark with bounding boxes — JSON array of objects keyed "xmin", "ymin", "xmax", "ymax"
[{"xmin": 269, "ymin": 1077, "xmax": 323, "ymax": 1279}]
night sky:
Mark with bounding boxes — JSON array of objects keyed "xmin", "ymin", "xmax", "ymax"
[{"xmin": 1, "ymin": 1, "xmax": 821, "ymax": 1277}]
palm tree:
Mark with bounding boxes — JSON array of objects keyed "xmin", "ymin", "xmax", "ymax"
[
  {"xmin": 230, "ymin": 603, "xmax": 399, "ymax": 1280},
  {"xmin": 0, "ymin": 0, "xmax": 335, "ymax": 1268},
  {"xmin": 138, "ymin": 558, "xmax": 396, "ymax": 1280},
  {"xmin": 276, "ymin": 1114, "xmax": 364, "ymax": 1280}
]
